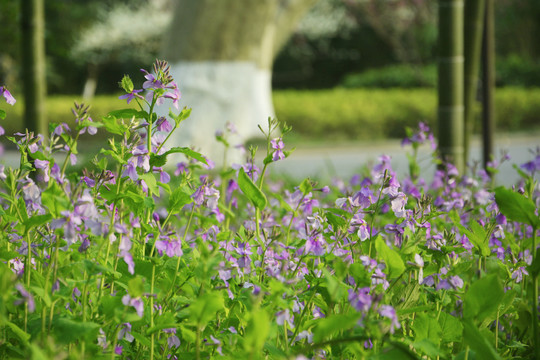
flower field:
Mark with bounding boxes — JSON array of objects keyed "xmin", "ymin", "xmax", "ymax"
[{"xmin": 0, "ymin": 61, "xmax": 539, "ymax": 359}]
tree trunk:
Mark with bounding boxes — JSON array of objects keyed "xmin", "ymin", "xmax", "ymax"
[
  {"xmin": 82, "ymin": 63, "xmax": 99, "ymax": 100},
  {"xmin": 481, "ymin": 0, "xmax": 495, "ymax": 170},
  {"xmin": 463, "ymin": 0, "xmax": 485, "ymax": 164},
  {"xmin": 438, "ymin": 0, "xmax": 464, "ymax": 171},
  {"xmin": 159, "ymin": 0, "xmax": 316, "ymax": 164},
  {"xmin": 21, "ymin": 0, "xmax": 47, "ymax": 139}
]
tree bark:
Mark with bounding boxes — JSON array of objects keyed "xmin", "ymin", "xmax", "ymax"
[
  {"xmin": 160, "ymin": 0, "xmax": 316, "ymax": 165},
  {"xmin": 438, "ymin": 0, "xmax": 464, "ymax": 171},
  {"xmin": 21, "ymin": 0, "xmax": 47, "ymax": 139}
]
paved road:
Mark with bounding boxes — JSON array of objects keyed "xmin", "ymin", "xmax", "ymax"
[
  {"xmin": 2, "ymin": 132, "xmax": 538, "ymax": 186},
  {"xmin": 258, "ymin": 132, "xmax": 540, "ymax": 186}
]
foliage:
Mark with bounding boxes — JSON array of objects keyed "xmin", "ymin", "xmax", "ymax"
[
  {"xmin": 341, "ymin": 64, "xmax": 437, "ymax": 88},
  {"xmin": 1, "ymin": 60, "xmax": 540, "ymax": 359}
]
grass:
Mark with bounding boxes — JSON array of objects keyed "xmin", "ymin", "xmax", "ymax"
[{"xmin": 2, "ymin": 87, "xmax": 539, "ymax": 145}]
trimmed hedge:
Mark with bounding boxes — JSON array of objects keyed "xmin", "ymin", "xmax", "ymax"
[
  {"xmin": 274, "ymin": 87, "xmax": 540, "ymax": 140},
  {"xmin": 2, "ymin": 88, "xmax": 539, "ymax": 142}
]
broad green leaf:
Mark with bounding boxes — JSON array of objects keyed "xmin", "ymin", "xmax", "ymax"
[
  {"xmin": 529, "ymin": 248, "xmax": 540, "ymax": 277},
  {"xmin": 42, "ymin": 183, "xmax": 69, "ymax": 218},
  {"xmin": 313, "ymin": 313, "xmax": 362, "ymax": 343},
  {"xmin": 412, "ymin": 339, "xmax": 443, "ymax": 359},
  {"xmin": 374, "ymin": 343, "xmax": 420, "ymax": 360},
  {"xmin": 438, "ymin": 312, "xmax": 463, "ymax": 343},
  {"xmin": 0, "ymin": 109, "xmax": 6, "ymax": 119},
  {"xmin": 169, "ymin": 107, "xmax": 192, "ymax": 126},
  {"xmin": 168, "ymin": 185, "xmax": 193, "ymax": 214},
  {"xmin": 238, "ymin": 167, "xmax": 267, "ymax": 210},
  {"xmin": 147, "ymin": 312, "xmax": 177, "ymax": 335},
  {"xmin": 23, "ymin": 214, "xmax": 52, "ymax": 232},
  {"xmin": 244, "ymin": 308, "xmax": 270, "ymax": 354},
  {"xmin": 128, "ymin": 276, "xmax": 145, "ymax": 298},
  {"xmin": 495, "ymin": 186, "xmax": 540, "ymax": 228},
  {"xmin": 52, "ymin": 318, "xmax": 100, "ymax": 344},
  {"xmin": 462, "ymin": 319, "xmax": 502, "ymax": 360},
  {"xmin": 150, "ymin": 146, "xmax": 208, "ymax": 167},
  {"xmin": 325, "ymin": 211, "xmax": 346, "ymax": 229},
  {"xmin": 375, "ymin": 236, "xmax": 405, "ymax": 279},
  {"xmin": 6, "ymin": 321, "xmax": 30, "ymax": 345},
  {"xmin": 107, "ymin": 108, "xmax": 147, "ymax": 119},
  {"xmin": 139, "ymin": 172, "xmax": 159, "ymax": 197},
  {"xmin": 188, "ymin": 291, "xmax": 224, "ymax": 327},
  {"xmin": 299, "ymin": 178, "xmax": 313, "ymax": 195},
  {"xmin": 412, "ymin": 313, "xmax": 441, "ymax": 345},
  {"xmin": 463, "ymin": 274, "xmax": 504, "ymax": 323},
  {"xmin": 101, "ymin": 115, "xmax": 130, "ymax": 135},
  {"xmin": 31, "ymin": 285, "xmax": 51, "ymax": 307}
]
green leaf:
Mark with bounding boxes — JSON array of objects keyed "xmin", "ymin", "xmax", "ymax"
[
  {"xmin": 101, "ymin": 115, "xmax": 130, "ymax": 135},
  {"xmin": 438, "ymin": 312, "xmax": 463, "ymax": 343},
  {"xmin": 299, "ymin": 178, "xmax": 313, "ymax": 195},
  {"xmin": 462, "ymin": 319, "xmax": 502, "ymax": 360},
  {"xmin": 139, "ymin": 172, "xmax": 159, "ymax": 197},
  {"xmin": 412, "ymin": 313, "xmax": 441, "ymax": 345},
  {"xmin": 238, "ymin": 167, "xmax": 267, "ymax": 210},
  {"xmin": 244, "ymin": 308, "xmax": 271, "ymax": 354},
  {"xmin": 325, "ymin": 211, "xmax": 346, "ymax": 229},
  {"xmin": 188, "ymin": 291, "xmax": 224, "ymax": 327},
  {"xmin": 463, "ymin": 274, "xmax": 504, "ymax": 323},
  {"xmin": 23, "ymin": 214, "xmax": 52, "ymax": 232},
  {"xmin": 107, "ymin": 108, "xmax": 147, "ymax": 119},
  {"xmin": 0, "ymin": 109, "xmax": 6, "ymax": 120},
  {"xmin": 375, "ymin": 236, "xmax": 405, "ymax": 279},
  {"xmin": 128, "ymin": 276, "xmax": 145, "ymax": 298},
  {"xmin": 313, "ymin": 313, "xmax": 362, "ymax": 343},
  {"xmin": 120, "ymin": 75, "xmax": 134, "ymax": 93},
  {"xmin": 6, "ymin": 321, "xmax": 30, "ymax": 345},
  {"xmin": 150, "ymin": 146, "xmax": 208, "ymax": 168},
  {"xmin": 169, "ymin": 107, "xmax": 192, "ymax": 126},
  {"xmin": 529, "ymin": 248, "xmax": 540, "ymax": 277},
  {"xmin": 52, "ymin": 318, "xmax": 100, "ymax": 344},
  {"xmin": 495, "ymin": 186, "xmax": 540, "ymax": 227},
  {"xmin": 168, "ymin": 185, "xmax": 193, "ymax": 214},
  {"xmin": 31, "ymin": 285, "xmax": 51, "ymax": 307}
]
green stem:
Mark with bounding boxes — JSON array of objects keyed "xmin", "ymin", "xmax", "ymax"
[
  {"xmin": 531, "ymin": 227, "xmax": 539, "ymax": 358},
  {"xmin": 150, "ymin": 264, "xmax": 156, "ymax": 360}
]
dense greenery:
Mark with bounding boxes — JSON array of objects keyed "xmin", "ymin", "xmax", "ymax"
[
  {"xmin": 1, "ymin": 62, "xmax": 540, "ymax": 359},
  {"xmin": 1, "ymin": 87, "xmax": 538, "ymax": 145}
]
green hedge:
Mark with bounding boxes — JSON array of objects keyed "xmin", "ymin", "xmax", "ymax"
[
  {"xmin": 341, "ymin": 64, "xmax": 437, "ymax": 89},
  {"xmin": 2, "ymin": 88, "xmax": 539, "ymax": 143},
  {"xmin": 274, "ymin": 87, "xmax": 540, "ymax": 140}
]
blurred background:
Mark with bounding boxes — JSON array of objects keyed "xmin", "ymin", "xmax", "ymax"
[{"xmin": 0, "ymin": 0, "xmax": 539, "ymax": 144}]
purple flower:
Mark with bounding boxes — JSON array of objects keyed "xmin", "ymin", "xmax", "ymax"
[
  {"xmin": 8, "ymin": 258, "xmax": 24, "ymax": 276},
  {"xmin": 156, "ymin": 117, "xmax": 173, "ymax": 132},
  {"xmin": 276, "ymin": 309, "xmax": 294, "ymax": 328},
  {"xmin": 15, "ymin": 284, "xmax": 35, "ymax": 313},
  {"xmin": 271, "ymin": 137, "xmax": 285, "ymax": 161},
  {"xmin": 164, "ymin": 82, "xmax": 181, "ymax": 109},
  {"xmin": 155, "ymin": 239, "xmax": 183, "ymax": 258},
  {"xmin": 119, "ymin": 89, "xmax": 143, "ymax": 104},
  {"xmin": 122, "ymin": 294, "xmax": 144, "ymax": 318},
  {"xmin": 118, "ymin": 323, "xmax": 134, "ymax": 342},
  {"xmin": 348, "ymin": 287, "xmax": 372, "ymax": 313},
  {"xmin": 0, "ymin": 86, "xmax": 16, "ymax": 105},
  {"xmin": 390, "ymin": 192, "xmax": 408, "ymax": 218},
  {"xmin": 305, "ymin": 234, "xmax": 326, "ymax": 256},
  {"xmin": 379, "ymin": 305, "xmax": 400, "ymax": 333}
]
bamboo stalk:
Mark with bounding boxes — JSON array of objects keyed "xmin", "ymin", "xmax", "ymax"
[{"xmin": 438, "ymin": 0, "xmax": 465, "ymax": 172}]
